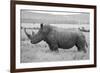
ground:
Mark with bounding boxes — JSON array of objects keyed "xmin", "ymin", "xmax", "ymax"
[{"xmin": 20, "ymin": 29, "xmax": 90, "ymax": 63}]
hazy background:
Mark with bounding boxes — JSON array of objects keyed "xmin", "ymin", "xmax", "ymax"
[{"xmin": 21, "ymin": 9, "xmax": 90, "ymax": 24}]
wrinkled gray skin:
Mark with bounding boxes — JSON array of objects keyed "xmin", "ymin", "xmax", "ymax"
[{"xmin": 24, "ymin": 24, "xmax": 88, "ymax": 53}]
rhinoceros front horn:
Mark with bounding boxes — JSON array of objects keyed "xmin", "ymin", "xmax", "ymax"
[{"xmin": 24, "ymin": 28, "xmax": 32, "ymax": 40}]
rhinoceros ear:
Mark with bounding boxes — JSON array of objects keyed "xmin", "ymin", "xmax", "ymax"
[{"xmin": 40, "ymin": 23, "xmax": 43, "ymax": 28}]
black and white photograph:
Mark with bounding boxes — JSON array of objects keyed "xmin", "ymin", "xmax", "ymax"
[
  {"xmin": 20, "ymin": 9, "xmax": 90, "ymax": 63},
  {"xmin": 11, "ymin": 1, "xmax": 96, "ymax": 72}
]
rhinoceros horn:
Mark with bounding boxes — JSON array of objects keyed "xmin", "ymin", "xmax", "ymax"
[{"xmin": 24, "ymin": 28, "xmax": 33, "ymax": 40}]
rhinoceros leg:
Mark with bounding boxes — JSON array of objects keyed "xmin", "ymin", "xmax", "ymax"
[
  {"xmin": 48, "ymin": 43, "xmax": 59, "ymax": 52},
  {"xmin": 75, "ymin": 33, "xmax": 87, "ymax": 53},
  {"xmin": 45, "ymin": 36, "xmax": 59, "ymax": 52},
  {"xmin": 75, "ymin": 40, "xmax": 87, "ymax": 53},
  {"xmin": 76, "ymin": 44, "xmax": 86, "ymax": 53}
]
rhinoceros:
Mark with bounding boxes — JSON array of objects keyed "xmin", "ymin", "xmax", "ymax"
[{"xmin": 24, "ymin": 23, "xmax": 88, "ymax": 53}]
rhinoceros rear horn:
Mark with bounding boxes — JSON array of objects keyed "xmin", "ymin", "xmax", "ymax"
[
  {"xmin": 24, "ymin": 28, "xmax": 32, "ymax": 40},
  {"xmin": 32, "ymin": 31, "xmax": 35, "ymax": 36}
]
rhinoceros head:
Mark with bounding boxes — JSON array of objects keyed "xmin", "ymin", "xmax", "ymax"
[{"xmin": 24, "ymin": 23, "xmax": 51, "ymax": 44}]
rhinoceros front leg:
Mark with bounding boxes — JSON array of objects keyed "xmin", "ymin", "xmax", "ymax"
[
  {"xmin": 48, "ymin": 43, "xmax": 59, "ymax": 52},
  {"xmin": 45, "ymin": 35, "xmax": 59, "ymax": 52}
]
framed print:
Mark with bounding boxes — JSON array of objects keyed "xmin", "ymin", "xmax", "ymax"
[{"xmin": 10, "ymin": 0, "xmax": 97, "ymax": 73}]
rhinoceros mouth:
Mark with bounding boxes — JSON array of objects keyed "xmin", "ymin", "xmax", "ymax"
[
  {"xmin": 31, "ymin": 40, "xmax": 35, "ymax": 44},
  {"xmin": 30, "ymin": 32, "xmax": 43, "ymax": 44}
]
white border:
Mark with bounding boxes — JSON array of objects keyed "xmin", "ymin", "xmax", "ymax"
[{"xmin": 16, "ymin": 5, "xmax": 94, "ymax": 69}]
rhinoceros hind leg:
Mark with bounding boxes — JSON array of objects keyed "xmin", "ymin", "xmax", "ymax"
[{"xmin": 75, "ymin": 43, "xmax": 87, "ymax": 53}]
